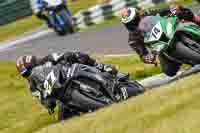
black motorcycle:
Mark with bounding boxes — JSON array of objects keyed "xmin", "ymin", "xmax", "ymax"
[{"xmin": 38, "ymin": 63, "xmax": 144, "ymax": 116}]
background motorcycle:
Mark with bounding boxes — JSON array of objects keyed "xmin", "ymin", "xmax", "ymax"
[
  {"xmin": 139, "ymin": 15, "xmax": 200, "ymax": 74},
  {"xmin": 37, "ymin": 63, "xmax": 144, "ymax": 117},
  {"xmin": 40, "ymin": 0, "xmax": 74, "ymax": 35}
]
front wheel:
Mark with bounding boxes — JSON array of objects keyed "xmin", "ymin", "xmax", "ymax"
[
  {"xmin": 57, "ymin": 102, "xmax": 79, "ymax": 121},
  {"xmin": 168, "ymin": 40, "xmax": 200, "ymax": 65},
  {"xmin": 118, "ymin": 81, "xmax": 145, "ymax": 100}
]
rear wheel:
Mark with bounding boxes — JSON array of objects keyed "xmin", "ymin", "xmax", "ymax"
[
  {"xmin": 169, "ymin": 36, "xmax": 200, "ymax": 65},
  {"xmin": 70, "ymin": 89, "xmax": 107, "ymax": 112},
  {"xmin": 159, "ymin": 34, "xmax": 200, "ymax": 76},
  {"xmin": 180, "ymin": 34, "xmax": 200, "ymax": 54}
]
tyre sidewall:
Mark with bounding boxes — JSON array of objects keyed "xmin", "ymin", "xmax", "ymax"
[
  {"xmin": 118, "ymin": 81, "xmax": 145, "ymax": 99},
  {"xmin": 70, "ymin": 90, "xmax": 106, "ymax": 112}
]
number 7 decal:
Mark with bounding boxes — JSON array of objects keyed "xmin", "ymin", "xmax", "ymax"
[{"xmin": 44, "ymin": 71, "xmax": 57, "ymax": 95}]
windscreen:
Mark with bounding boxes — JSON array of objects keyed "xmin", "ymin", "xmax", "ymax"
[{"xmin": 138, "ymin": 16, "xmax": 161, "ymax": 37}]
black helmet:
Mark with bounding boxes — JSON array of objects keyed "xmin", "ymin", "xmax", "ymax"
[
  {"xmin": 121, "ymin": 7, "xmax": 141, "ymax": 32},
  {"xmin": 16, "ymin": 55, "xmax": 37, "ymax": 78}
]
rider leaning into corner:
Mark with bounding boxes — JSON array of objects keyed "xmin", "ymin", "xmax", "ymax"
[
  {"xmin": 16, "ymin": 52, "xmax": 118, "ymax": 121},
  {"xmin": 120, "ymin": 1, "xmax": 200, "ymax": 77},
  {"xmin": 30, "ymin": 0, "xmax": 73, "ymax": 27}
]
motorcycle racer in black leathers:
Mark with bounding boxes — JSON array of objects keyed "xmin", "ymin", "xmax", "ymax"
[
  {"xmin": 120, "ymin": 3, "xmax": 200, "ymax": 76},
  {"xmin": 16, "ymin": 51, "xmax": 118, "ymax": 121}
]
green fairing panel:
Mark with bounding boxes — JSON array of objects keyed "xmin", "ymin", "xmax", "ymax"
[
  {"xmin": 139, "ymin": 16, "xmax": 181, "ymax": 52},
  {"xmin": 178, "ymin": 22, "xmax": 200, "ymax": 38},
  {"xmin": 140, "ymin": 15, "xmax": 200, "ymax": 52},
  {"xmin": 164, "ymin": 16, "xmax": 177, "ymax": 39},
  {"xmin": 148, "ymin": 41, "xmax": 168, "ymax": 52},
  {"xmin": 140, "ymin": 16, "xmax": 165, "ymax": 43},
  {"xmin": 139, "ymin": 16, "xmax": 169, "ymax": 52}
]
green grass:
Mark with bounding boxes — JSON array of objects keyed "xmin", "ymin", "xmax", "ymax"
[
  {"xmin": 0, "ymin": 0, "xmax": 98, "ymax": 42},
  {"xmin": 0, "ymin": 16, "xmax": 43, "ymax": 42},
  {"xmin": 99, "ymin": 55, "xmax": 161, "ymax": 80},
  {"xmin": 0, "ymin": 62, "xmax": 57, "ymax": 133},
  {"xmin": 0, "ymin": 55, "xmax": 161, "ymax": 133}
]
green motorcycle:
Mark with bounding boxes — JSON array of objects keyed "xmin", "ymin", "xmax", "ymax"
[{"xmin": 138, "ymin": 15, "xmax": 200, "ymax": 76}]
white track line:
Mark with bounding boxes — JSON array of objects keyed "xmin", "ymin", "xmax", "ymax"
[{"xmin": 0, "ymin": 29, "xmax": 52, "ymax": 52}]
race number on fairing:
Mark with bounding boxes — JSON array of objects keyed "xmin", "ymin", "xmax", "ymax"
[
  {"xmin": 149, "ymin": 22, "xmax": 163, "ymax": 42},
  {"xmin": 44, "ymin": 71, "xmax": 57, "ymax": 95}
]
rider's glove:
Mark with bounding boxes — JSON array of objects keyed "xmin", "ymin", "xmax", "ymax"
[
  {"xmin": 142, "ymin": 54, "xmax": 156, "ymax": 64},
  {"xmin": 96, "ymin": 63, "xmax": 118, "ymax": 75},
  {"xmin": 104, "ymin": 65, "xmax": 118, "ymax": 75},
  {"xmin": 95, "ymin": 63, "xmax": 104, "ymax": 70}
]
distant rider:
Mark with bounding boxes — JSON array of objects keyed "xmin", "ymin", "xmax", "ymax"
[
  {"xmin": 16, "ymin": 51, "xmax": 118, "ymax": 121},
  {"xmin": 30, "ymin": 0, "xmax": 72, "ymax": 27},
  {"xmin": 120, "ymin": 3, "xmax": 200, "ymax": 76}
]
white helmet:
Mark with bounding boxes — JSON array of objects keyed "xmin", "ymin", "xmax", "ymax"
[{"xmin": 121, "ymin": 8, "xmax": 137, "ymax": 24}]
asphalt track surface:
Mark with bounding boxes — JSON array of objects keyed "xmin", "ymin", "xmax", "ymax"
[
  {"xmin": 0, "ymin": 23, "xmax": 133, "ymax": 61},
  {"xmin": 1, "ymin": 3, "xmax": 199, "ymax": 61}
]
